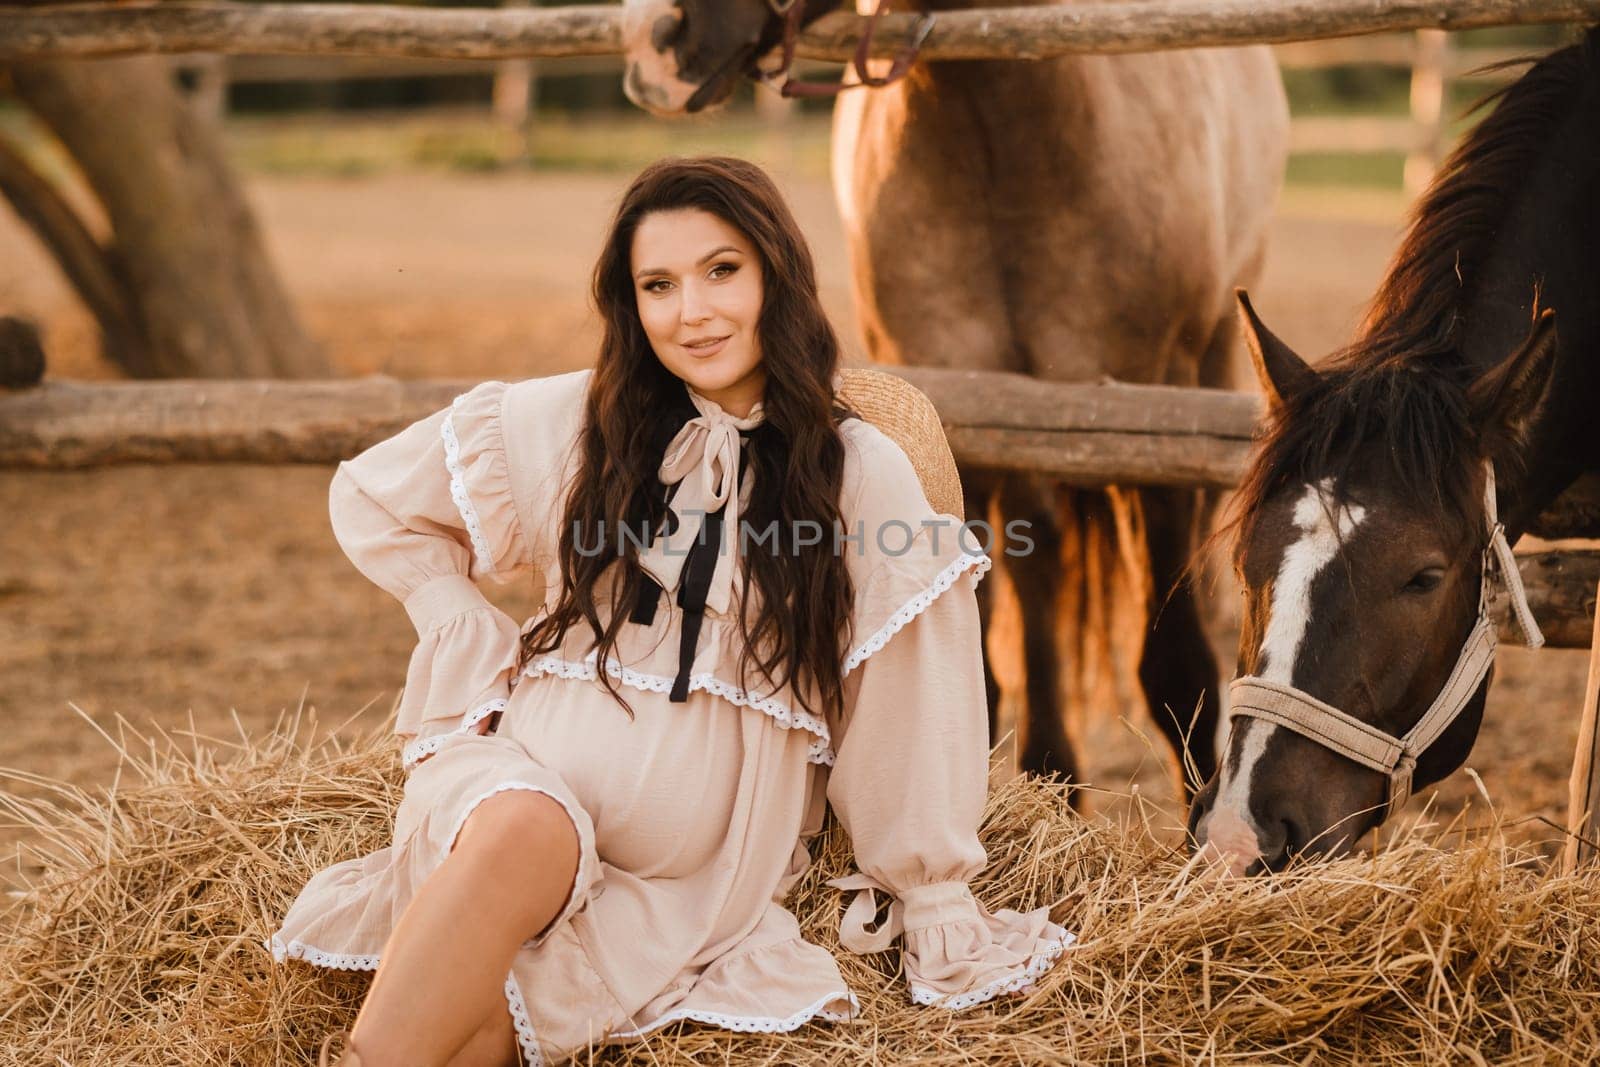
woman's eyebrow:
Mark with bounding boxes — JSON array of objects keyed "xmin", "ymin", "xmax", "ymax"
[{"xmin": 634, "ymin": 246, "xmax": 743, "ymax": 279}]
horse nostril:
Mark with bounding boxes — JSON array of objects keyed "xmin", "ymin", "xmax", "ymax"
[
  {"xmin": 1254, "ymin": 816, "xmax": 1309, "ymax": 873},
  {"xmin": 1185, "ymin": 783, "xmax": 1218, "ymax": 850},
  {"xmin": 1245, "ymin": 816, "xmax": 1289, "ymax": 873},
  {"xmin": 1281, "ymin": 816, "xmax": 1307, "ymax": 860},
  {"xmin": 650, "ymin": 8, "xmax": 684, "ymax": 50}
]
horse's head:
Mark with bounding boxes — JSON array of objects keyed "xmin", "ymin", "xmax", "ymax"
[
  {"xmin": 620, "ymin": 0, "xmax": 837, "ymax": 115},
  {"xmin": 1188, "ymin": 290, "xmax": 1558, "ymax": 876}
]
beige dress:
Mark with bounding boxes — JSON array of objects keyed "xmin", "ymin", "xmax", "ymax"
[{"xmin": 266, "ymin": 369, "xmax": 1073, "ymax": 1065}]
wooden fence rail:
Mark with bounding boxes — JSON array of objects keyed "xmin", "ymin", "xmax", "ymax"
[
  {"xmin": 13, "ymin": 374, "xmax": 1600, "ymax": 520},
  {"xmin": 2, "ymin": 0, "xmax": 1597, "ymax": 63},
  {"xmin": 0, "ymin": 372, "xmax": 1263, "ymax": 485},
  {"xmin": 3, "ymin": 372, "xmax": 1597, "ymax": 646}
]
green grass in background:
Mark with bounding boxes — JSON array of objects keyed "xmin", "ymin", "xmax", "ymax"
[
  {"xmin": 224, "ymin": 110, "xmax": 837, "ymax": 181},
  {"xmin": 1286, "ymin": 152, "xmax": 1406, "ymax": 190},
  {"xmin": 223, "ymin": 109, "xmax": 1415, "ymax": 193}
]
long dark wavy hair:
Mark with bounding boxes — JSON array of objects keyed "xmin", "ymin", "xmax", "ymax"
[{"xmin": 515, "ymin": 156, "xmax": 858, "ymax": 726}]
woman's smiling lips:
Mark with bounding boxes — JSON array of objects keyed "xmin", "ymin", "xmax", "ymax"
[{"xmin": 681, "ymin": 334, "xmax": 731, "ymax": 358}]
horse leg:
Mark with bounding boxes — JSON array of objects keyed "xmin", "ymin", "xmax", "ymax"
[
  {"xmin": 1135, "ymin": 485, "xmax": 1222, "ymax": 799},
  {"xmin": 994, "ymin": 473, "xmax": 1077, "ymax": 787}
]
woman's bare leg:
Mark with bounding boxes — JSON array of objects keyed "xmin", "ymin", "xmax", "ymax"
[
  {"xmin": 445, "ymin": 1004, "xmax": 521, "ymax": 1067},
  {"xmin": 344, "ymin": 789, "xmax": 580, "ymax": 1067}
]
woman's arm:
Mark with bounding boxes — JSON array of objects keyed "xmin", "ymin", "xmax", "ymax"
[
  {"xmin": 825, "ymin": 571, "xmax": 1074, "ymax": 1008},
  {"xmin": 823, "ymin": 422, "xmax": 1073, "ymax": 1007},
  {"xmin": 330, "ymin": 380, "xmax": 535, "ymax": 771}
]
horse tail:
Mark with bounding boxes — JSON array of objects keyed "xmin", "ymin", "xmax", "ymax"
[
  {"xmin": 983, "ymin": 472, "xmax": 1154, "ymax": 780},
  {"xmin": 1053, "ymin": 484, "xmax": 1153, "ymax": 756}
]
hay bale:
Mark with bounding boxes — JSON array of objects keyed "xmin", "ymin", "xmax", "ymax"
[{"xmin": 3, "ymin": 717, "xmax": 1600, "ymax": 1065}]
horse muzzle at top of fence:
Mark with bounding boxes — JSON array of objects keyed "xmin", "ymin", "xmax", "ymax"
[{"xmin": 1226, "ymin": 461, "xmax": 1545, "ymax": 825}]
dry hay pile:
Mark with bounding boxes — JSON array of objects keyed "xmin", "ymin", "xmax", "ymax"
[{"xmin": 2, "ymin": 716, "xmax": 1600, "ymax": 1065}]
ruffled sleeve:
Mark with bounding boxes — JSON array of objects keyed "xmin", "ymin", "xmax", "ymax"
[
  {"xmin": 823, "ymin": 423, "xmax": 1074, "ymax": 1009},
  {"xmin": 329, "ymin": 379, "xmax": 534, "ymax": 772}
]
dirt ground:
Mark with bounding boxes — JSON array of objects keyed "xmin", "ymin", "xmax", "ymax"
[{"xmin": 0, "ymin": 169, "xmax": 1587, "ymax": 892}]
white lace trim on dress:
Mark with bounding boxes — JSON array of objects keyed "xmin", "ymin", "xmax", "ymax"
[
  {"xmin": 400, "ymin": 696, "xmax": 507, "ymax": 772},
  {"xmin": 522, "ymin": 651, "xmax": 839, "ymax": 766},
  {"xmin": 843, "ymin": 551, "xmax": 992, "ymax": 675},
  {"xmin": 503, "ymin": 970, "xmax": 545, "ymax": 1066},
  {"xmin": 519, "ymin": 551, "xmax": 990, "ymax": 769},
  {"xmin": 263, "ymin": 934, "xmax": 544, "ymax": 1065},
  {"xmin": 265, "ymin": 933, "xmax": 379, "ymax": 971},
  {"xmin": 608, "ymin": 989, "xmax": 862, "ymax": 1039},
  {"xmin": 441, "ymin": 388, "xmax": 499, "ymax": 576},
  {"xmin": 906, "ymin": 929, "xmax": 1077, "ymax": 1011}
]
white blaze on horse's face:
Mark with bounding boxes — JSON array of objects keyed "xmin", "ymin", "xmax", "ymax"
[
  {"xmin": 1198, "ymin": 479, "xmax": 1366, "ymax": 876},
  {"xmin": 621, "ymin": 0, "xmax": 697, "ymax": 115},
  {"xmin": 1259, "ymin": 480, "xmax": 1368, "ymax": 684}
]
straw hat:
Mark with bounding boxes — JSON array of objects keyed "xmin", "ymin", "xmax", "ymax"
[{"xmin": 836, "ymin": 366, "xmax": 965, "ymax": 522}]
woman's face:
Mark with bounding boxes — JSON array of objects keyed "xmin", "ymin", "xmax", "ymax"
[{"xmin": 631, "ymin": 208, "xmax": 766, "ymax": 418}]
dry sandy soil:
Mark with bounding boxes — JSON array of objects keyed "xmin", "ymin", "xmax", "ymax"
[{"xmin": 0, "ymin": 168, "xmax": 1587, "ymax": 891}]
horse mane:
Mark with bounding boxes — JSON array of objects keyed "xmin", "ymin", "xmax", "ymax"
[
  {"xmin": 1360, "ymin": 28, "xmax": 1598, "ymax": 358},
  {"xmin": 1227, "ymin": 28, "xmax": 1600, "ymax": 553}
]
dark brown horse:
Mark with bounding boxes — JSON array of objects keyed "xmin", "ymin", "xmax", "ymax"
[
  {"xmin": 1189, "ymin": 28, "xmax": 1600, "ymax": 875},
  {"xmin": 619, "ymin": 0, "xmax": 1288, "ymax": 799}
]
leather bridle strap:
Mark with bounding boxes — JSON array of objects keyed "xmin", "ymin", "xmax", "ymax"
[
  {"xmin": 1227, "ymin": 677, "xmax": 1406, "ymax": 778},
  {"xmin": 756, "ymin": 0, "xmax": 935, "ymax": 99},
  {"xmin": 1229, "ymin": 617, "xmax": 1497, "ymax": 813},
  {"xmin": 1226, "ymin": 460, "xmax": 1542, "ymax": 820},
  {"xmin": 1484, "ymin": 461, "xmax": 1542, "ymax": 647}
]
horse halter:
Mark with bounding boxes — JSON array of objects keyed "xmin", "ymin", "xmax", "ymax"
[
  {"xmin": 1227, "ymin": 461, "xmax": 1544, "ymax": 822},
  {"xmin": 754, "ymin": 0, "xmax": 934, "ymax": 98}
]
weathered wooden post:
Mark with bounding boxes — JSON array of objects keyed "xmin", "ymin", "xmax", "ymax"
[
  {"xmin": 1563, "ymin": 579, "xmax": 1600, "ymax": 873},
  {"xmin": 1404, "ymin": 28, "xmax": 1450, "ymax": 198},
  {"xmin": 492, "ymin": 0, "xmax": 537, "ymax": 163}
]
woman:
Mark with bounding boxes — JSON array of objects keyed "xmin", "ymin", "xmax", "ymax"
[{"xmin": 268, "ymin": 156, "xmax": 1071, "ymax": 1067}]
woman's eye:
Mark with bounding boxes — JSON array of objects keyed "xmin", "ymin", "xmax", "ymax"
[
  {"xmin": 1403, "ymin": 567, "xmax": 1445, "ymax": 594},
  {"xmin": 709, "ymin": 262, "xmax": 737, "ymax": 279},
  {"xmin": 644, "ymin": 279, "xmax": 672, "ymax": 294}
]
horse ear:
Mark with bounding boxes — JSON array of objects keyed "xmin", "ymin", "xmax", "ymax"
[
  {"xmin": 1236, "ymin": 288, "xmax": 1315, "ymax": 410},
  {"xmin": 1468, "ymin": 307, "xmax": 1558, "ymax": 440}
]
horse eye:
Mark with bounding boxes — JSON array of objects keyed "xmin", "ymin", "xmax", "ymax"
[{"xmin": 1403, "ymin": 567, "xmax": 1445, "ymax": 594}]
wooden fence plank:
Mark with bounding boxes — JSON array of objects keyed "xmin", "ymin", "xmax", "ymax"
[
  {"xmin": 1490, "ymin": 551, "xmax": 1600, "ymax": 650},
  {"xmin": 2, "ymin": 374, "xmax": 1595, "ymax": 643},
  {"xmin": 1405, "ymin": 29, "xmax": 1450, "ymax": 195},
  {"xmin": 0, "ymin": 373, "xmax": 1265, "ymax": 482},
  {"xmin": 1563, "ymin": 580, "xmax": 1600, "ymax": 873},
  {"xmin": 2, "ymin": 0, "xmax": 1596, "ymax": 63}
]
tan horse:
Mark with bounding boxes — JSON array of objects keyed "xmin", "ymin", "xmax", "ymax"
[{"xmin": 621, "ymin": 0, "xmax": 1289, "ymax": 795}]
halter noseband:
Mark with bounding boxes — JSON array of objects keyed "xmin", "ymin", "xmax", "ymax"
[
  {"xmin": 753, "ymin": 0, "xmax": 935, "ymax": 99},
  {"xmin": 1227, "ymin": 461, "xmax": 1543, "ymax": 822}
]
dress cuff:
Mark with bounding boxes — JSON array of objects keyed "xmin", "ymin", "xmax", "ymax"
[
  {"xmin": 403, "ymin": 574, "xmax": 493, "ymax": 635},
  {"xmin": 827, "ymin": 873, "xmax": 1075, "ymax": 1011},
  {"xmin": 395, "ymin": 594, "xmax": 523, "ymax": 739}
]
